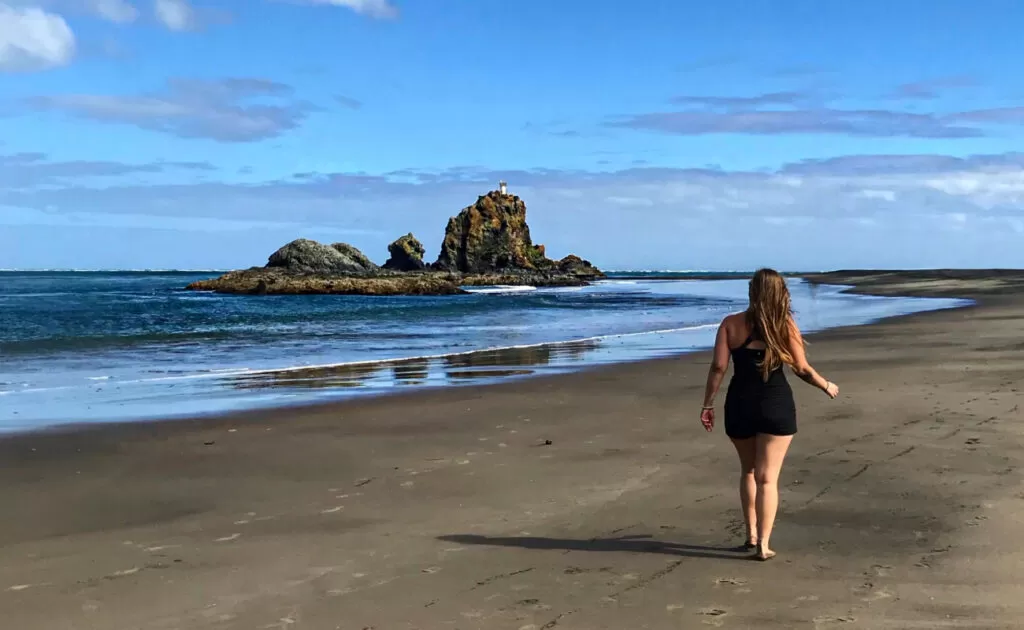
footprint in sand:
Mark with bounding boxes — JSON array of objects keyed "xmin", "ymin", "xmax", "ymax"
[
  {"xmin": 698, "ymin": 608, "xmax": 728, "ymax": 627},
  {"xmin": 8, "ymin": 583, "xmax": 51, "ymax": 592},
  {"xmin": 813, "ymin": 615, "xmax": 855, "ymax": 624},
  {"xmin": 235, "ymin": 512, "xmax": 259, "ymax": 525},
  {"xmin": 144, "ymin": 545, "xmax": 181, "ymax": 552},
  {"xmin": 860, "ymin": 588, "xmax": 894, "ymax": 602},
  {"xmin": 714, "ymin": 577, "xmax": 747, "ymax": 586}
]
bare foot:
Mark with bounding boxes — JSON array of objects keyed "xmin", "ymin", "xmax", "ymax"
[
  {"xmin": 755, "ymin": 544, "xmax": 776, "ymax": 561},
  {"xmin": 742, "ymin": 538, "xmax": 758, "ymax": 550}
]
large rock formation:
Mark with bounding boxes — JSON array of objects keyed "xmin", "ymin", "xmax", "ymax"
[
  {"xmin": 383, "ymin": 233, "xmax": 427, "ymax": 271},
  {"xmin": 186, "ymin": 187, "xmax": 603, "ymax": 296},
  {"xmin": 434, "ymin": 191, "xmax": 550, "ymax": 274},
  {"xmin": 267, "ymin": 239, "xmax": 378, "ymax": 275}
]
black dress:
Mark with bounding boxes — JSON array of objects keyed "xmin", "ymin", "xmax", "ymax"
[{"xmin": 724, "ymin": 335, "xmax": 798, "ymax": 439}]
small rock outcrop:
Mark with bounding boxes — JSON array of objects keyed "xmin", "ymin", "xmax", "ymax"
[
  {"xmin": 331, "ymin": 242, "xmax": 378, "ymax": 272},
  {"xmin": 383, "ymin": 233, "xmax": 427, "ymax": 271},
  {"xmin": 267, "ymin": 239, "xmax": 378, "ymax": 275},
  {"xmin": 434, "ymin": 191, "xmax": 549, "ymax": 274},
  {"xmin": 187, "ymin": 268, "xmax": 466, "ymax": 296},
  {"xmin": 557, "ymin": 255, "xmax": 603, "ymax": 278}
]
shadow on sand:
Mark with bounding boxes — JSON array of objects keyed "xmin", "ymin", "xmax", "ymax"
[{"xmin": 438, "ymin": 533, "xmax": 754, "ymax": 561}]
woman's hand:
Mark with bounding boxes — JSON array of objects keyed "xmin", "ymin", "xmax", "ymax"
[
  {"xmin": 700, "ymin": 407, "xmax": 715, "ymax": 432},
  {"xmin": 824, "ymin": 381, "xmax": 840, "ymax": 399}
]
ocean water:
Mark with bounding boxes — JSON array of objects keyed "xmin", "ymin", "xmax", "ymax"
[{"xmin": 0, "ymin": 271, "xmax": 968, "ymax": 433}]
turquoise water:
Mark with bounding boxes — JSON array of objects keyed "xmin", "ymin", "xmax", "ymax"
[{"xmin": 0, "ymin": 271, "xmax": 967, "ymax": 432}]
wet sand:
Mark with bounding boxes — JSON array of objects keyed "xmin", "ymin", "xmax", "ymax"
[{"xmin": 1, "ymin": 272, "xmax": 1023, "ymax": 629}]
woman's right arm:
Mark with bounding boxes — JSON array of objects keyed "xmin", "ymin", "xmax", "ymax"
[{"xmin": 787, "ymin": 318, "xmax": 839, "ymax": 398}]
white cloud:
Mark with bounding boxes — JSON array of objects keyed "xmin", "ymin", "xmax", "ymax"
[
  {"xmin": 298, "ymin": 0, "xmax": 398, "ymax": 19},
  {"xmin": 3, "ymin": 0, "xmax": 139, "ymax": 22},
  {"xmin": 606, "ymin": 195, "xmax": 655, "ymax": 207},
  {"xmin": 857, "ymin": 189, "xmax": 896, "ymax": 202},
  {"xmin": 925, "ymin": 171, "xmax": 1024, "ymax": 209},
  {"xmin": 153, "ymin": 0, "xmax": 192, "ymax": 30},
  {"xmin": 88, "ymin": 0, "xmax": 137, "ymax": 22},
  {"xmin": 2, "ymin": 152, "xmax": 1023, "ymax": 269},
  {"xmin": 26, "ymin": 77, "xmax": 312, "ymax": 141},
  {"xmin": 0, "ymin": 4, "xmax": 76, "ymax": 71},
  {"xmin": 0, "ymin": 151, "xmax": 215, "ymax": 187}
]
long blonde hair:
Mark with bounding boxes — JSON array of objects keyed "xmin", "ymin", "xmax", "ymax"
[{"xmin": 745, "ymin": 268, "xmax": 799, "ymax": 381}]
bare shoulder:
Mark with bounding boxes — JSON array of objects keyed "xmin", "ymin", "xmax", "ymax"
[
  {"xmin": 719, "ymin": 312, "xmax": 747, "ymax": 342},
  {"xmin": 722, "ymin": 312, "xmax": 746, "ymax": 328}
]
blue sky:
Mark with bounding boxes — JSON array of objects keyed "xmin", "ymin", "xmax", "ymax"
[{"xmin": 1, "ymin": 0, "xmax": 1023, "ymax": 270}]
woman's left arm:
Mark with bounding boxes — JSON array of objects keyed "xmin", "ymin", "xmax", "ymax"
[{"xmin": 700, "ymin": 321, "xmax": 731, "ymax": 430}]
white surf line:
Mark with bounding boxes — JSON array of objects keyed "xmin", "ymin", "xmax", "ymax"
[{"xmin": 462, "ymin": 285, "xmax": 538, "ymax": 293}]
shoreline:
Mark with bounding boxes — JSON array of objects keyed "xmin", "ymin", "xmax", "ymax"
[
  {"xmin": 0, "ymin": 276, "xmax": 972, "ymax": 439},
  {"xmin": 0, "ymin": 272, "xmax": 990, "ymax": 448},
  {"xmin": 803, "ymin": 269, "xmax": 1024, "ymax": 301},
  {"xmin": 1, "ymin": 299, "xmax": 969, "ymax": 446}
]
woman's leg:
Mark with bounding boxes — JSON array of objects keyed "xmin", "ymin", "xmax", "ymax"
[
  {"xmin": 729, "ymin": 437, "xmax": 758, "ymax": 546},
  {"xmin": 754, "ymin": 434, "xmax": 793, "ymax": 559}
]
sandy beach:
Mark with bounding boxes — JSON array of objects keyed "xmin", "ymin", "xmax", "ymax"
[{"xmin": 1, "ymin": 272, "xmax": 1022, "ymax": 629}]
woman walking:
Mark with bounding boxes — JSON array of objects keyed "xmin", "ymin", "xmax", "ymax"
[{"xmin": 700, "ymin": 269, "xmax": 839, "ymax": 560}]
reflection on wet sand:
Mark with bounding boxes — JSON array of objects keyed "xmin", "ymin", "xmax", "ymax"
[
  {"xmin": 445, "ymin": 369, "xmax": 535, "ymax": 380},
  {"xmin": 230, "ymin": 362, "xmax": 385, "ymax": 390},
  {"xmin": 392, "ymin": 358, "xmax": 429, "ymax": 384},
  {"xmin": 223, "ymin": 339, "xmax": 603, "ymax": 392},
  {"xmin": 442, "ymin": 340, "xmax": 600, "ymax": 381}
]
